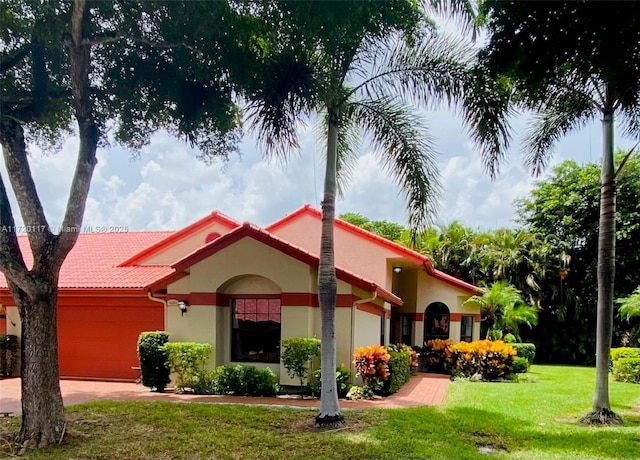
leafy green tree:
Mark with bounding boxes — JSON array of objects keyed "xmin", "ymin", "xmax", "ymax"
[
  {"xmin": 0, "ymin": 0, "xmax": 246, "ymax": 446},
  {"xmin": 481, "ymin": 0, "xmax": 640, "ymax": 424},
  {"xmin": 617, "ymin": 287, "xmax": 640, "ymax": 322},
  {"xmin": 516, "ymin": 154, "xmax": 640, "ymax": 363},
  {"xmin": 339, "ymin": 213, "xmax": 405, "ymax": 242},
  {"xmin": 247, "ymin": 0, "xmax": 509, "ymax": 426}
]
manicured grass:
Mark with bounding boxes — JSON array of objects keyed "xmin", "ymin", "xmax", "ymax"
[{"xmin": 1, "ymin": 365, "xmax": 638, "ymax": 459}]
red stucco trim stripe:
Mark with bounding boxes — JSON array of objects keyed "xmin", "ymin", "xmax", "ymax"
[
  {"xmin": 119, "ymin": 211, "xmax": 240, "ymax": 267},
  {"xmin": 450, "ymin": 313, "xmax": 481, "ymax": 322}
]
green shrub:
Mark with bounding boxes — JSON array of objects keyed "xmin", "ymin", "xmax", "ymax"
[
  {"xmin": 512, "ymin": 343, "xmax": 536, "ymax": 364},
  {"xmin": 0, "ymin": 334, "xmax": 19, "ymax": 377},
  {"xmin": 512, "ymin": 356, "xmax": 530, "ymax": 374},
  {"xmin": 503, "ymin": 333, "xmax": 517, "ymax": 343},
  {"xmin": 163, "ymin": 342, "xmax": 213, "ymax": 392},
  {"xmin": 488, "ymin": 329, "xmax": 503, "ymax": 341},
  {"xmin": 610, "ymin": 347, "xmax": 640, "ymax": 362},
  {"xmin": 205, "ymin": 365, "xmax": 279, "ymax": 396},
  {"xmin": 189, "ymin": 370, "xmax": 218, "ymax": 394},
  {"xmin": 612, "ymin": 358, "xmax": 640, "ymax": 383},
  {"xmin": 309, "ymin": 366, "xmax": 351, "ymax": 399},
  {"xmin": 137, "ymin": 331, "xmax": 171, "ymax": 392},
  {"xmin": 347, "ymin": 385, "xmax": 374, "ymax": 400},
  {"xmin": 280, "ymin": 337, "xmax": 321, "ymax": 396},
  {"xmin": 383, "ymin": 344, "xmax": 412, "ymax": 395}
]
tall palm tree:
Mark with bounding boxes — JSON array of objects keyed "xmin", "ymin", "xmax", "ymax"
[
  {"xmin": 247, "ymin": 1, "xmax": 509, "ymax": 426},
  {"xmin": 480, "ymin": 0, "xmax": 640, "ymax": 424}
]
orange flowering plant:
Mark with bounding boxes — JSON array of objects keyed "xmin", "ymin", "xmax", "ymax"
[
  {"xmin": 354, "ymin": 345, "xmax": 391, "ymax": 391},
  {"xmin": 423, "ymin": 339, "xmax": 453, "ymax": 373},
  {"xmin": 446, "ymin": 340, "xmax": 516, "ymax": 380}
]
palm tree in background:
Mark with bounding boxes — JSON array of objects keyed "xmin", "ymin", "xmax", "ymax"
[{"xmin": 247, "ymin": 1, "xmax": 509, "ymax": 426}]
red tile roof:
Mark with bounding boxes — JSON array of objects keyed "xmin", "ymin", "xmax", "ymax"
[
  {"xmin": 148, "ymin": 223, "xmax": 403, "ymax": 306},
  {"xmin": 267, "ymin": 205, "xmax": 481, "ymax": 294},
  {"xmin": 0, "ymin": 232, "xmax": 175, "ymax": 290},
  {"xmin": 118, "ymin": 211, "xmax": 240, "ymax": 267}
]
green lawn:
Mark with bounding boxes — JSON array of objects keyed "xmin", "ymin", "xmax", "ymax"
[{"xmin": 1, "ymin": 365, "xmax": 638, "ymax": 459}]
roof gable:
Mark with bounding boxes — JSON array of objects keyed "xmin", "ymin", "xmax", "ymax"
[
  {"xmin": 119, "ymin": 211, "xmax": 240, "ymax": 267},
  {"xmin": 267, "ymin": 204, "xmax": 480, "ymax": 294},
  {"xmin": 148, "ymin": 223, "xmax": 402, "ymax": 306}
]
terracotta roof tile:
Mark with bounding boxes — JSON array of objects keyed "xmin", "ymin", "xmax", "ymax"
[{"xmin": 0, "ymin": 232, "xmax": 175, "ymax": 289}]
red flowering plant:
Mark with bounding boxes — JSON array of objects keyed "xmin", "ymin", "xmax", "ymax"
[{"xmin": 353, "ymin": 345, "xmax": 391, "ymax": 393}]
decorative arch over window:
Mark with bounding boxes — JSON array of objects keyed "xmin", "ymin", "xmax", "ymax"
[{"xmin": 423, "ymin": 302, "xmax": 450, "ymax": 343}]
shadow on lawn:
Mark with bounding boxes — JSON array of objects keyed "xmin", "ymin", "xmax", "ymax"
[{"xmin": 361, "ymin": 406, "xmax": 640, "ymax": 460}]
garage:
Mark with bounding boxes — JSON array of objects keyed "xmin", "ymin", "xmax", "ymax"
[{"xmin": 58, "ymin": 300, "xmax": 163, "ymax": 380}]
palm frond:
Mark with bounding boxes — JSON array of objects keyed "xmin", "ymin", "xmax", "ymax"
[
  {"xmin": 424, "ymin": 0, "xmax": 477, "ymax": 35},
  {"xmin": 350, "ymin": 36, "xmax": 512, "ymax": 179},
  {"xmin": 460, "ymin": 66, "xmax": 514, "ymax": 179},
  {"xmin": 351, "ymin": 97, "xmax": 441, "ymax": 237},
  {"xmin": 524, "ymin": 86, "xmax": 597, "ymax": 176},
  {"xmin": 620, "ymin": 92, "xmax": 640, "ymax": 140},
  {"xmin": 245, "ymin": 50, "xmax": 321, "ymax": 160}
]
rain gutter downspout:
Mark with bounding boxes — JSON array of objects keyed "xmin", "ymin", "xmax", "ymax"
[
  {"xmin": 147, "ymin": 291, "xmax": 168, "ymax": 330},
  {"xmin": 351, "ymin": 291, "xmax": 378, "ymax": 376}
]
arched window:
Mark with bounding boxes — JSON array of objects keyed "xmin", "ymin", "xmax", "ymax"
[{"xmin": 423, "ymin": 302, "xmax": 450, "ymax": 342}]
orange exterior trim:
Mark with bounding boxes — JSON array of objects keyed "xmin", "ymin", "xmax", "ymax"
[
  {"xmin": 119, "ymin": 211, "xmax": 240, "ymax": 267},
  {"xmin": 451, "ymin": 313, "xmax": 481, "ymax": 322},
  {"xmin": 411, "ymin": 313, "xmax": 424, "ymax": 321}
]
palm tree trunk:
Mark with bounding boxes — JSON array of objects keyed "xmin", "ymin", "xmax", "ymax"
[
  {"xmin": 315, "ymin": 106, "xmax": 344, "ymax": 427},
  {"xmin": 581, "ymin": 104, "xmax": 621, "ymax": 425}
]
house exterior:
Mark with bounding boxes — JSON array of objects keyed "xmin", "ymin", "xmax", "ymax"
[{"xmin": 0, "ymin": 205, "xmax": 480, "ymax": 384}]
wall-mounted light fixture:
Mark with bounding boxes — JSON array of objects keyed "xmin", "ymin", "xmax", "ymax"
[
  {"xmin": 178, "ymin": 301, "xmax": 189, "ymax": 316},
  {"xmin": 393, "ymin": 266, "xmax": 403, "ymax": 274}
]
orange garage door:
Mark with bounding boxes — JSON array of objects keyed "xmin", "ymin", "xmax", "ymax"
[{"xmin": 58, "ymin": 304, "xmax": 163, "ymax": 380}]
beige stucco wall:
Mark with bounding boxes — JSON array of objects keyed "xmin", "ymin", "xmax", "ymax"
[
  {"xmin": 270, "ymin": 213, "xmax": 399, "ymax": 288},
  {"xmin": 165, "ymin": 303, "xmax": 218, "ymax": 369},
  {"xmin": 142, "ymin": 222, "xmax": 235, "ymax": 266},
  {"xmin": 191, "ymin": 238, "xmax": 313, "ymax": 293},
  {"xmin": 415, "ymin": 271, "xmax": 481, "ymax": 344},
  {"xmin": 4, "ymin": 306, "xmax": 20, "ymax": 339}
]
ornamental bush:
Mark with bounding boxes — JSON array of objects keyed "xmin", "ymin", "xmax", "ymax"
[
  {"xmin": 137, "ymin": 331, "xmax": 171, "ymax": 392},
  {"xmin": 354, "ymin": 345, "xmax": 390, "ymax": 393},
  {"xmin": 309, "ymin": 366, "xmax": 351, "ymax": 399},
  {"xmin": 383, "ymin": 344, "xmax": 412, "ymax": 395},
  {"xmin": 194, "ymin": 365, "xmax": 279, "ymax": 396},
  {"xmin": 512, "ymin": 356, "xmax": 530, "ymax": 374},
  {"xmin": 446, "ymin": 340, "xmax": 517, "ymax": 381},
  {"xmin": 612, "ymin": 358, "xmax": 640, "ymax": 383},
  {"xmin": 281, "ymin": 337, "xmax": 321, "ymax": 396},
  {"xmin": 512, "ymin": 343, "xmax": 536, "ymax": 364},
  {"xmin": 163, "ymin": 342, "xmax": 213, "ymax": 392},
  {"xmin": 0, "ymin": 334, "xmax": 19, "ymax": 377},
  {"xmin": 422, "ymin": 339, "xmax": 452, "ymax": 374}
]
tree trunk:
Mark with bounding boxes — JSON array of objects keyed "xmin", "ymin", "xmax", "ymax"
[
  {"xmin": 11, "ymin": 282, "xmax": 66, "ymax": 450},
  {"xmin": 315, "ymin": 106, "xmax": 344, "ymax": 427},
  {"xmin": 580, "ymin": 105, "xmax": 621, "ymax": 425}
]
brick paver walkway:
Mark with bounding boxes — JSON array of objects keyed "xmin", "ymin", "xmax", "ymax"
[{"xmin": 0, "ymin": 373, "xmax": 449, "ymax": 415}]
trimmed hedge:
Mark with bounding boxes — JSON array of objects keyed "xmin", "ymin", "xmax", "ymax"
[
  {"xmin": 0, "ymin": 334, "xmax": 19, "ymax": 377},
  {"xmin": 512, "ymin": 343, "xmax": 536, "ymax": 364},
  {"xmin": 163, "ymin": 342, "xmax": 213, "ymax": 392},
  {"xmin": 137, "ymin": 331, "xmax": 171, "ymax": 392},
  {"xmin": 512, "ymin": 356, "xmax": 530, "ymax": 374},
  {"xmin": 612, "ymin": 358, "xmax": 640, "ymax": 383},
  {"xmin": 383, "ymin": 344, "xmax": 412, "ymax": 395},
  {"xmin": 190, "ymin": 365, "xmax": 279, "ymax": 396}
]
